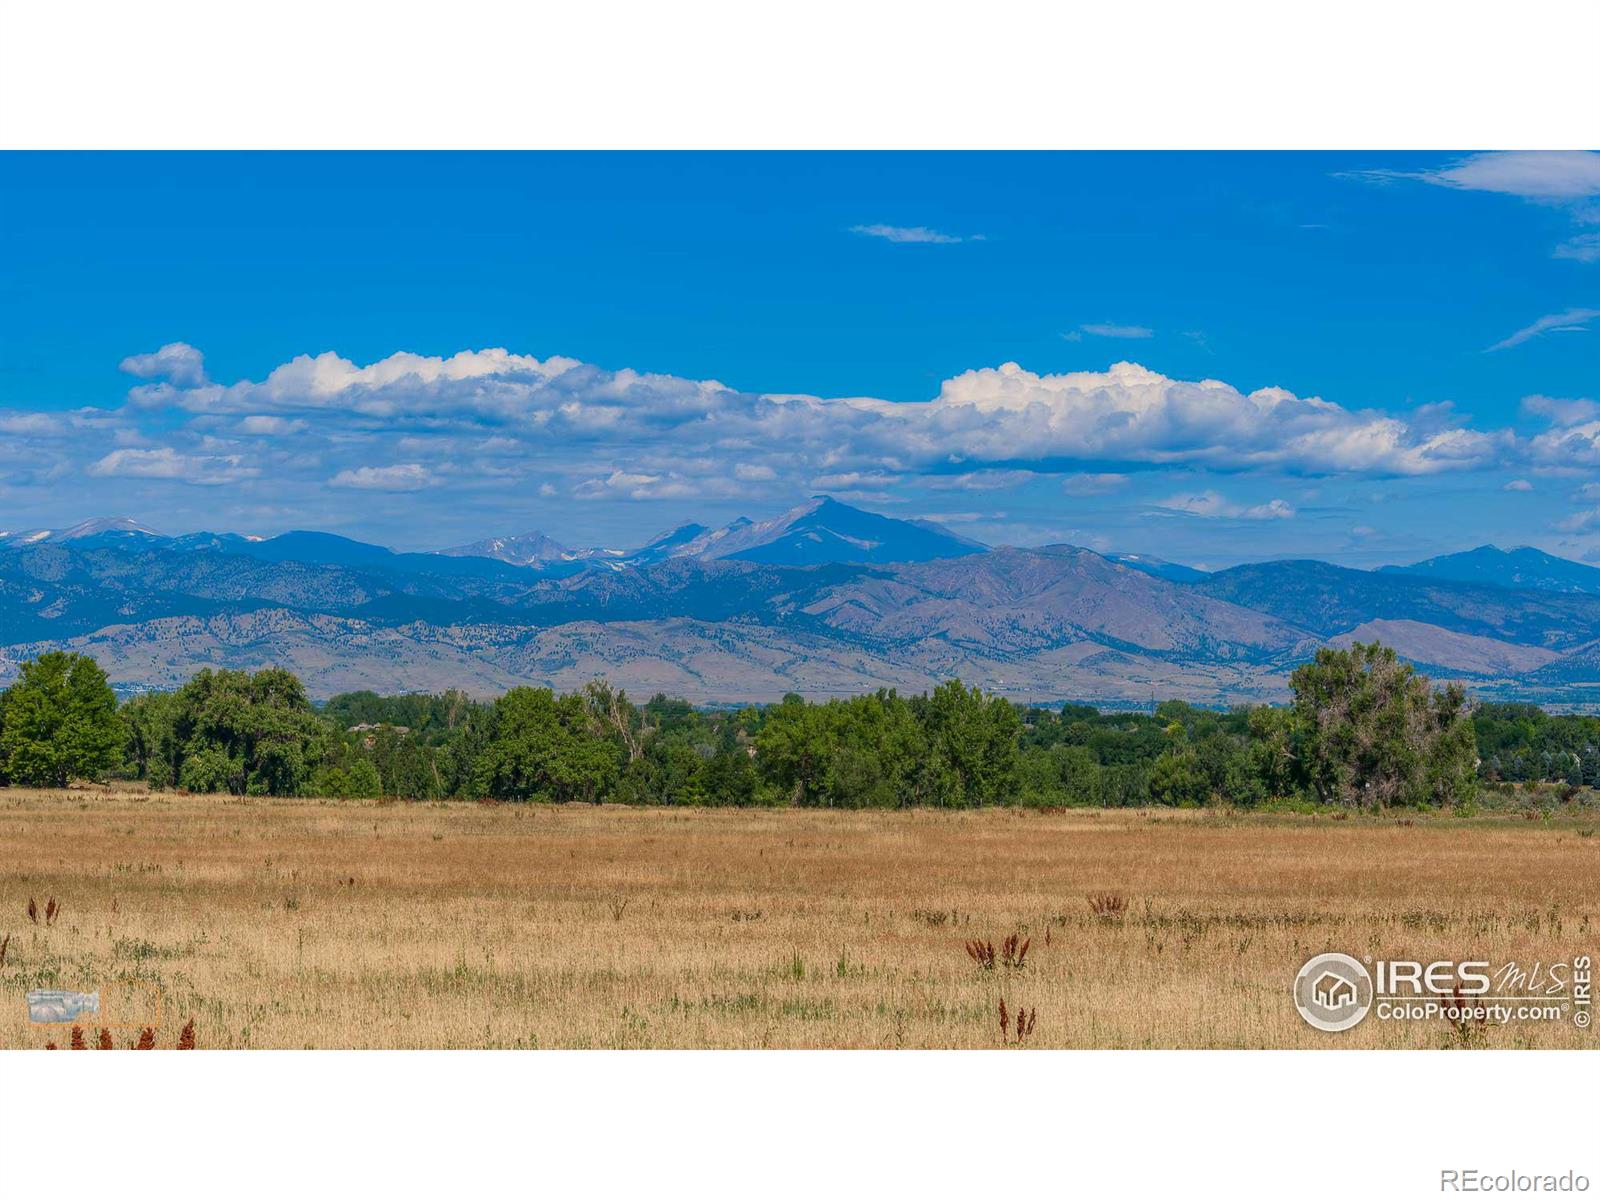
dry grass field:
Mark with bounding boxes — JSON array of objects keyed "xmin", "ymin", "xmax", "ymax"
[{"xmin": 1, "ymin": 787, "xmax": 1596, "ymax": 1049}]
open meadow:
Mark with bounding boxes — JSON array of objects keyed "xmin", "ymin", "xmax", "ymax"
[{"xmin": 1, "ymin": 788, "xmax": 1596, "ymax": 1049}]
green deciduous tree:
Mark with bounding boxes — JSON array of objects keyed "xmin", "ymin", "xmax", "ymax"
[
  {"xmin": 919, "ymin": 680, "xmax": 1021, "ymax": 806},
  {"xmin": 474, "ymin": 687, "xmax": 621, "ymax": 802},
  {"xmin": 0, "ymin": 650, "xmax": 1515, "ymax": 810},
  {"xmin": 1246, "ymin": 704, "xmax": 1300, "ymax": 800},
  {"xmin": 754, "ymin": 694, "xmax": 833, "ymax": 806},
  {"xmin": 122, "ymin": 690, "xmax": 182, "ymax": 788},
  {"xmin": 312, "ymin": 758, "xmax": 384, "ymax": 799},
  {"xmin": 148, "ymin": 667, "xmax": 329, "ymax": 796},
  {"xmin": 0, "ymin": 652, "xmax": 123, "ymax": 786},
  {"xmin": 1290, "ymin": 642, "xmax": 1477, "ymax": 809},
  {"xmin": 755, "ymin": 690, "xmax": 940, "ymax": 808},
  {"xmin": 1148, "ymin": 745, "xmax": 1210, "ymax": 807}
]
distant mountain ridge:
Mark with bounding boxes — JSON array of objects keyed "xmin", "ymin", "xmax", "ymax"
[
  {"xmin": 0, "ymin": 516, "xmax": 162, "ymax": 546},
  {"xmin": 1379, "ymin": 545, "xmax": 1600, "ymax": 595},
  {"xmin": 436, "ymin": 497, "xmax": 984, "ymax": 570},
  {"xmin": 7, "ymin": 511, "xmax": 1600, "ymax": 706},
  {"xmin": 629, "ymin": 523, "xmax": 711, "ymax": 565},
  {"xmin": 437, "ymin": 530, "xmax": 576, "ymax": 566},
  {"xmin": 1105, "ymin": 552, "xmax": 1208, "ymax": 583},
  {"xmin": 437, "ymin": 531, "xmax": 628, "ymax": 569},
  {"xmin": 684, "ymin": 497, "xmax": 984, "ymax": 566}
]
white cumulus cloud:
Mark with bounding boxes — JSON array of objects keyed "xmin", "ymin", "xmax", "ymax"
[
  {"xmin": 87, "ymin": 446, "xmax": 256, "ymax": 486},
  {"xmin": 924, "ymin": 470, "xmax": 1036, "ymax": 492},
  {"xmin": 914, "ymin": 361, "xmax": 1501, "ymax": 476},
  {"xmin": 329, "ymin": 463, "xmax": 438, "ymax": 491},
  {"xmin": 107, "ymin": 349, "xmax": 1510, "ymax": 479},
  {"xmin": 238, "ymin": 415, "xmax": 307, "ymax": 436},
  {"xmin": 118, "ymin": 342, "xmax": 208, "ymax": 387},
  {"xmin": 0, "ymin": 343, "xmax": 1561, "ymax": 533},
  {"xmin": 1153, "ymin": 490, "xmax": 1295, "ymax": 520}
]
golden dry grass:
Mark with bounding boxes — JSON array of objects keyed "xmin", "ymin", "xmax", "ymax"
[{"xmin": 0, "ymin": 788, "xmax": 1596, "ymax": 1048}]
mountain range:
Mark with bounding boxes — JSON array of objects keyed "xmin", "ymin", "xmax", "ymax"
[
  {"xmin": 4, "ymin": 498, "xmax": 1600, "ymax": 707},
  {"xmin": 434, "ymin": 497, "xmax": 982, "ymax": 571},
  {"xmin": 1376, "ymin": 544, "xmax": 1600, "ymax": 595}
]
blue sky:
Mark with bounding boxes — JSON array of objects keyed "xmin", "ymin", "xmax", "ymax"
[{"xmin": 0, "ymin": 151, "xmax": 1596, "ymax": 566}]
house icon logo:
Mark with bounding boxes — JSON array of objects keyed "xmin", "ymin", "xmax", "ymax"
[
  {"xmin": 1293, "ymin": 953, "xmax": 1374, "ymax": 1031},
  {"xmin": 1313, "ymin": 971, "xmax": 1357, "ymax": 1010}
]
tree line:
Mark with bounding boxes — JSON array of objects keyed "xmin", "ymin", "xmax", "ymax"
[{"xmin": 1, "ymin": 641, "xmax": 1590, "ymax": 809}]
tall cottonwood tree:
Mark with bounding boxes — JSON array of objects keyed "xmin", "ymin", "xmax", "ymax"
[{"xmin": 1289, "ymin": 642, "xmax": 1477, "ymax": 808}]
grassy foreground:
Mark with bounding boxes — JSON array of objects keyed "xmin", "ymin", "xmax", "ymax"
[{"xmin": 1, "ymin": 788, "xmax": 1596, "ymax": 1049}]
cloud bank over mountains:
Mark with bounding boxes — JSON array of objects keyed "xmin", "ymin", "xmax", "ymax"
[{"xmin": 0, "ymin": 341, "xmax": 1593, "ymax": 550}]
